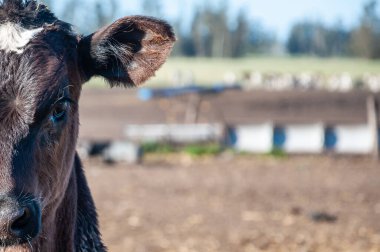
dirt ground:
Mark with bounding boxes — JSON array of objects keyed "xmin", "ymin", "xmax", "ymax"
[{"xmin": 83, "ymin": 155, "xmax": 380, "ymax": 252}]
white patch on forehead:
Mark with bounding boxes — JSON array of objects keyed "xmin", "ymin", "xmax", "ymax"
[{"xmin": 0, "ymin": 22, "xmax": 43, "ymax": 54}]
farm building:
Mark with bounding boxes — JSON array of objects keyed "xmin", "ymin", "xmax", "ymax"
[{"xmin": 79, "ymin": 88, "xmax": 380, "ymax": 155}]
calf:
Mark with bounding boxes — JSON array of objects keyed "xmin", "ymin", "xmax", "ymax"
[{"xmin": 0, "ymin": 0, "xmax": 175, "ymax": 251}]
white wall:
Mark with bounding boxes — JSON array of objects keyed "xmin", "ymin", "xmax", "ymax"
[
  {"xmin": 124, "ymin": 124, "xmax": 224, "ymax": 143},
  {"xmin": 283, "ymin": 124, "xmax": 325, "ymax": 153},
  {"xmin": 335, "ymin": 125, "xmax": 373, "ymax": 154},
  {"xmin": 234, "ymin": 124, "xmax": 273, "ymax": 153},
  {"xmin": 125, "ymin": 123, "xmax": 377, "ymax": 155}
]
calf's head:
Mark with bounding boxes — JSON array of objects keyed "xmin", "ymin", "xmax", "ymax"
[{"xmin": 0, "ymin": 0, "xmax": 175, "ymax": 247}]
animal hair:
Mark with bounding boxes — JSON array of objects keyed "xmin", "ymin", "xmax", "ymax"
[
  {"xmin": 80, "ymin": 16, "xmax": 176, "ymax": 87},
  {"xmin": 0, "ymin": 1, "xmax": 175, "ymax": 251},
  {"xmin": 0, "ymin": 0, "xmax": 57, "ymax": 29}
]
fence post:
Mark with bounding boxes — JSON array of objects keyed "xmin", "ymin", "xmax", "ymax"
[
  {"xmin": 367, "ymin": 95, "xmax": 379, "ymax": 161},
  {"xmin": 185, "ymin": 94, "xmax": 202, "ymax": 124}
]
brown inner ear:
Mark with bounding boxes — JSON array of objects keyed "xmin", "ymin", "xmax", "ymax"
[
  {"xmin": 112, "ymin": 24, "xmax": 145, "ymax": 54},
  {"xmin": 78, "ymin": 16, "xmax": 176, "ymax": 87}
]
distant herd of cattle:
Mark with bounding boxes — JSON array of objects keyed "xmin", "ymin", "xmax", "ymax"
[{"xmin": 241, "ymin": 72, "xmax": 380, "ymax": 92}]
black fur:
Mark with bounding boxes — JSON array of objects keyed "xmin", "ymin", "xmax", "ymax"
[
  {"xmin": 0, "ymin": 1, "xmax": 175, "ymax": 251},
  {"xmin": 0, "ymin": 0, "xmax": 57, "ymax": 28},
  {"xmin": 74, "ymin": 154, "xmax": 106, "ymax": 252}
]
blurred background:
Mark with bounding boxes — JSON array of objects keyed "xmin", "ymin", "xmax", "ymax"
[{"xmin": 46, "ymin": 0, "xmax": 380, "ymax": 251}]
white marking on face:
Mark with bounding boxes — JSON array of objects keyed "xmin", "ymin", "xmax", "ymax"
[{"xmin": 0, "ymin": 22, "xmax": 43, "ymax": 54}]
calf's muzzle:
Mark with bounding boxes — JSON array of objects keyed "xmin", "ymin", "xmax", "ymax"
[{"xmin": 0, "ymin": 194, "xmax": 41, "ymax": 246}]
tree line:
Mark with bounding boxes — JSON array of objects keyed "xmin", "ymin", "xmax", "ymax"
[
  {"xmin": 287, "ymin": 1, "xmax": 380, "ymax": 58},
  {"xmin": 174, "ymin": 6, "xmax": 276, "ymax": 57},
  {"xmin": 44, "ymin": 0, "xmax": 380, "ymax": 59}
]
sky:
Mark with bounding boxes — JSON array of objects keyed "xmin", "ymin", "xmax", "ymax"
[
  {"xmin": 114, "ymin": 0, "xmax": 374, "ymax": 40},
  {"xmin": 55, "ymin": 0, "xmax": 376, "ymax": 40},
  {"xmin": 225, "ymin": 0, "xmax": 369, "ymax": 40}
]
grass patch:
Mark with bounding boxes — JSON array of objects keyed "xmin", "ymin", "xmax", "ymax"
[
  {"xmin": 183, "ymin": 144, "xmax": 223, "ymax": 157},
  {"xmin": 141, "ymin": 142, "xmax": 176, "ymax": 154},
  {"xmin": 141, "ymin": 142, "xmax": 223, "ymax": 157},
  {"xmin": 84, "ymin": 56, "xmax": 380, "ymax": 88},
  {"xmin": 267, "ymin": 148, "xmax": 287, "ymax": 158},
  {"xmin": 148, "ymin": 56, "xmax": 380, "ymax": 86}
]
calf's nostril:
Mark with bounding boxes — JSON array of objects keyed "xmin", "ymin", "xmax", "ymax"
[
  {"xmin": 9, "ymin": 207, "xmax": 33, "ymax": 238},
  {"xmin": 10, "ymin": 207, "xmax": 32, "ymax": 237},
  {"xmin": 0, "ymin": 196, "xmax": 41, "ymax": 244}
]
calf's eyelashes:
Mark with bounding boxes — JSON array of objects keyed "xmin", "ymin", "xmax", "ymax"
[{"xmin": 50, "ymin": 100, "xmax": 70, "ymax": 123}]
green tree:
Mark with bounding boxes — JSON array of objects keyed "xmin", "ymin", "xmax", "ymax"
[
  {"xmin": 287, "ymin": 21, "xmax": 350, "ymax": 57},
  {"xmin": 187, "ymin": 4, "xmax": 252, "ymax": 57},
  {"xmin": 350, "ymin": 0, "xmax": 380, "ymax": 58},
  {"xmin": 230, "ymin": 10, "xmax": 250, "ymax": 57},
  {"xmin": 249, "ymin": 22, "xmax": 276, "ymax": 54}
]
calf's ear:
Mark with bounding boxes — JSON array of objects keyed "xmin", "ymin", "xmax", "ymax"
[{"xmin": 78, "ymin": 16, "xmax": 175, "ymax": 86}]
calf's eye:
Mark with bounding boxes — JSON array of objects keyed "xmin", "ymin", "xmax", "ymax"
[{"xmin": 50, "ymin": 102, "xmax": 69, "ymax": 123}]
